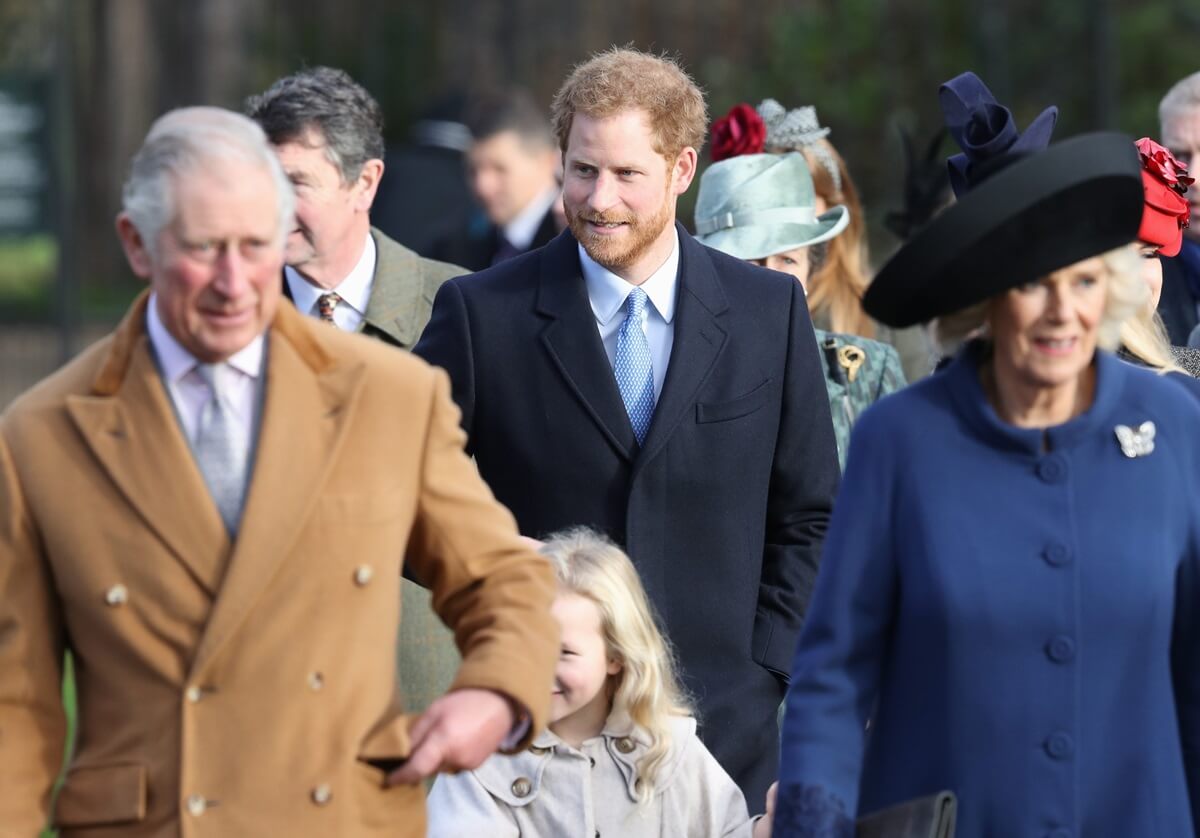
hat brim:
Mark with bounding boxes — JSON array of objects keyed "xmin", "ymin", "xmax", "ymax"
[
  {"xmin": 697, "ymin": 206, "xmax": 850, "ymax": 261},
  {"xmin": 864, "ymin": 132, "xmax": 1143, "ymax": 328}
]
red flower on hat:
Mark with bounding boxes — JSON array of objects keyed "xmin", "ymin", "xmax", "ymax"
[
  {"xmin": 1135, "ymin": 137, "xmax": 1194, "ymax": 195},
  {"xmin": 710, "ymin": 104, "xmax": 766, "ymax": 162}
]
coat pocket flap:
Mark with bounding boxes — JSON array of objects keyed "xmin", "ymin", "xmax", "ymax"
[
  {"xmin": 696, "ymin": 379, "xmax": 772, "ymax": 423},
  {"xmin": 54, "ymin": 761, "xmax": 147, "ymax": 828},
  {"xmin": 357, "ymin": 712, "xmax": 413, "ymax": 770}
]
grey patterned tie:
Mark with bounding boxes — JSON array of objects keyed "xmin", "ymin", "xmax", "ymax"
[{"xmin": 194, "ymin": 363, "xmax": 248, "ymax": 533}]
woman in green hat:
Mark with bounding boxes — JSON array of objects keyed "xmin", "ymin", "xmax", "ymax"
[{"xmin": 693, "ymin": 146, "xmax": 906, "ymax": 468}]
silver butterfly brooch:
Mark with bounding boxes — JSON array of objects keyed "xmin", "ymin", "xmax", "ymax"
[{"xmin": 1114, "ymin": 421, "xmax": 1155, "ymax": 458}]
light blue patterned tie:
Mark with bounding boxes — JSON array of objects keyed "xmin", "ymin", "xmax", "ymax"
[
  {"xmin": 614, "ymin": 288, "xmax": 656, "ymax": 445},
  {"xmin": 194, "ymin": 363, "xmax": 248, "ymax": 533}
]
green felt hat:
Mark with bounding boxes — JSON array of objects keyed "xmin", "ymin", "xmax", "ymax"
[{"xmin": 694, "ymin": 152, "xmax": 850, "ymax": 260}]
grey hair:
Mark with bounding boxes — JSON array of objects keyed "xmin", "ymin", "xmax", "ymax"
[
  {"xmin": 245, "ymin": 66, "xmax": 384, "ymax": 184},
  {"xmin": 121, "ymin": 107, "xmax": 295, "ymax": 257},
  {"xmin": 934, "ymin": 244, "xmax": 1146, "ymax": 354},
  {"xmin": 1159, "ymin": 71, "xmax": 1200, "ymax": 127}
]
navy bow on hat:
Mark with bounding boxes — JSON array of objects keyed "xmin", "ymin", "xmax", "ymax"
[{"xmin": 939, "ymin": 71, "xmax": 1058, "ymax": 197}]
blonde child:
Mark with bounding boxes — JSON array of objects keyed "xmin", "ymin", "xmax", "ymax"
[{"xmin": 426, "ymin": 528, "xmax": 775, "ymax": 837}]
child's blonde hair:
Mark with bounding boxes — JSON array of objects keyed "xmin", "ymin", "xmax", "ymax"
[{"xmin": 540, "ymin": 527, "xmax": 692, "ymax": 804}]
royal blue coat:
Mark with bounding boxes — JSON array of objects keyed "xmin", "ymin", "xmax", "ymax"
[{"xmin": 776, "ymin": 343, "xmax": 1200, "ymax": 838}]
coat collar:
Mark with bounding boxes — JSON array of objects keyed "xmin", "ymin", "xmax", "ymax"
[
  {"xmin": 361, "ymin": 227, "xmax": 430, "ymax": 347},
  {"xmin": 67, "ymin": 292, "xmax": 365, "ymax": 677},
  {"xmin": 534, "ymin": 223, "xmax": 729, "ymax": 465}
]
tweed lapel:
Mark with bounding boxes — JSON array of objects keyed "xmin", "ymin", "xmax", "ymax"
[
  {"xmin": 66, "ymin": 292, "xmax": 231, "ymax": 593},
  {"xmin": 188, "ymin": 301, "xmax": 365, "ymax": 678},
  {"xmin": 535, "ymin": 232, "xmax": 638, "ymax": 461},
  {"xmin": 360, "ymin": 228, "xmax": 425, "ymax": 347},
  {"xmin": 634, "ymin": 227, "xmax": 728, "ymax": 471}
]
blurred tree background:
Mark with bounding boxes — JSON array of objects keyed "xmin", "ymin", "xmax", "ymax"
[{"xmin": 1, "ymin": 0, "xmax": 1198, "ymax": 405}]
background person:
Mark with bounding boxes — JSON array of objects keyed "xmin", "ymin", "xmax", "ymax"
[
  {"xmin": 1155, "ymin": 71, "xmax": 1200, "ymax": 345},
  {"xmin": 247, "ymin": 66, "xmax": 467, "ymax": 719},
  {"xmin": 693, "ymin": 144, "xmax": 905, "ymax": 468},
  {"xmin": 776, "ymin": 131, "xmax": 1200, "ymax": 837}
]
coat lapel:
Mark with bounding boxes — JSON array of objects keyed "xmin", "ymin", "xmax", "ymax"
[
  {"xmin": 536, "ymin": 233, "xmax": 638, "ymax": 461},
  {"xmin": 361, "ymin": 228, "xmax": 425, "ymax": 347},
  {"xmin": 636, "ymin": 229, "xmax": 728, "ymax": 470},
  {"xmin": 66, "ymin": 293, "xmax": 231, "ymax": 593},
  {"xmin": 189, "ymin": 303, "xmax": 365, "ymax": 677}
]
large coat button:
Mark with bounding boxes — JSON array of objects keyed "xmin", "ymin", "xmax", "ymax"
[
  {"xmin": 614, "ymin": 737, "xmax": 635, "ymax": 754},
  {"xmin": 1046, "ymin": 636, "xmax": 1076, "ymax": 663},
  {"xmin": 311, "ymin": 784, "xmax": 333, "ymax": 805},
  {"xmin": 1042, "ymin": 543, "xmax": 1072, "ymax": 567},
  {"xmin": 1036, "ymin": 456, "xmax": 1067, "ymax": 484},
  {"xmin": 185, "ymin": 794, "xmax": 208, "ymax": 816},
  {"xmin": 353, "ymin": 565, "xmax": 374, "ymax": 586},
  {"xmin": 511, "ymin": 777, "xmax": 532, "ymax": 797},
  {"xmin": 104, "ymin": 584, "xmax": 129, "ymax": 606},
  {"xmin": 1044, "ymin": 732, "xmax": 1074, "ymax": 760}
]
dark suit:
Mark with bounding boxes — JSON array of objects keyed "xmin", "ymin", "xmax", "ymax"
[
  {"xmin": 413, "ymin": 223, "xmax": 840, "ymax": 804},
  {"xmin": 427, "ymin": 207, "xmax": 558, "ymax": 271},
  {"xmin": 1158, "ymin": 250, "xmax": 1200, "ymax": 346}
]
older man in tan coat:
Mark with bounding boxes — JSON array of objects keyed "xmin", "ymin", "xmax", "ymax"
[{"xmin": 0, "ymin": 107, "xmax": 557, "ymax": 837}]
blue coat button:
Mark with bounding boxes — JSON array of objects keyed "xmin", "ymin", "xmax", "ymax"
[
  {"xmin": 1044, "ymin": 732, "xmax": 1074, "ymax": 760},
  {"xmin": 1046, "ymin": 635, "xmax": 1076, "ymax": 663},
  {"xmin": 1042, "ymin": 542, "xmax": 1072, "ymax": 567},
  {"xmin": 1036, "ymin": 456, "xmax": 1068, "ymax": 484}
]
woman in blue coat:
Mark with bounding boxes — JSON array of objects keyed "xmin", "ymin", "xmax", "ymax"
[{"xmin": 774, "ymin": 131, "xmax": 1200, "ymax": 836}]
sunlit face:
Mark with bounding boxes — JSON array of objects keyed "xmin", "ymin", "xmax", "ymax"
[
  {"xmin": 987, "ymin": 256, "xmax": 1109, "ymax": 393},
  {"xmin": 753, "ymin": 246, "xmax": 812, "ymax": 290},
  {"xmin": 548, "ymin": 593, "xmax": 622, "ymax": 737},
  {"xmin": 562, "ymin": 109, "xmax": 695, "ymax": 275},
  {"xmin": 273, "ymin": 133, "xmax": 373, "ymax": 276},
  {"xmin": 117, "ymin": 160, "xmax": 284, "ymax": 363},
  {"xmin": 467, "ymin": 130, "xmax": 559, "ymax": 227},
  {"xmin": 1162, "ymin": 107, "xmax": 1200, "ymax": 242},
  {"xmin": 1138, "ymin": 242, "xmax": 1164, "ymax": 310}
]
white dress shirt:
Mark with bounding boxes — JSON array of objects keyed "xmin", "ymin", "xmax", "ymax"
[
  {"xmin": 285, "ymin": 231, "xmax": 377, "ymax": 332},
  {"xmin": 503, "ymin": 186, "xmax": 559, "ymax": 251},
  {"xmin": 579, "ymin": 231, "xmax": 679, "ymax": 400},
  {"xmin": 146, "ymin": 293, "xmax": 263, "ymax": 459}
]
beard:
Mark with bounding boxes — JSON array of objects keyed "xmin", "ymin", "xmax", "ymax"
[{"xmin": 566, "ymin": 185, "xmax": 675, "ymax": 272}]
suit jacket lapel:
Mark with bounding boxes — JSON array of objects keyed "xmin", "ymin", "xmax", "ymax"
[
  {"xmin": 361, "ymin": 228, "xmax": 425, "ymax": 347},
  {"xmin": 637, "ymin": 228, "xmax": 728, "ymax": 469},
  {"xmin": 536, "ymin": 232, "xmax": 638, "ymax": 461},
  {"xmin": 189, "ymin": 303, "xmax": 364, "ymax": 677},
  {"xmin": 66, "ymin": 293, "xmax": 231, "ymax": 593}
]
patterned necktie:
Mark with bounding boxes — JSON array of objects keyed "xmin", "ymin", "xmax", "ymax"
[
  {"xmin": 613, "ymin": 287, "xmax": 656, "ymax": 445},
  {"xmin": 194, "ymin": 363, "xmax": 248, "ymax": 533},
  {"xmin": 317, "ymin": 292, "xmax": 341, "ymax": 324}
]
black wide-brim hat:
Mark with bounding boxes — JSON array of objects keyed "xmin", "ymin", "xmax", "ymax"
[{"xmin": 863, "ymin": 132, "xmax": 1144, "ymax": 328}]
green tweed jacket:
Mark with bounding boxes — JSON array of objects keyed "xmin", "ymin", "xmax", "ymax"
[
  {"xmin": 357, "ymin": 228, "xmax": 466, "ymax": 716},
  {"xmin": 813, "ymin": 329, "xmax": 907, "ymax": 469}
]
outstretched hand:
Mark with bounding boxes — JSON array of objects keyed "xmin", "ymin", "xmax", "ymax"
[
  {"xmin": 386, "ymin": 688, "xmax": 516, "ymax": 786},
  {"xmin": 753, "ymin": 781, "xmax": 778, "ymax": 838}
]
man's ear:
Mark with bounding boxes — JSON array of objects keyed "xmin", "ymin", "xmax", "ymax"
[
  {"xmin": 115, "ymin": 213, "xmax": 154, "ymax": 280},
  {"xmin": 671, "ymin": 146, "xmax": 698, "ymax": 196},
  {"xmin": 354, "ymin": 159, "xmax": 385, "ymax": 212}
]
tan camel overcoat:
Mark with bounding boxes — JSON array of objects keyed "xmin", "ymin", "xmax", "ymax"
[{"xmin": 0, "ymin": 293, "xmax": 558, "ymax": 837}]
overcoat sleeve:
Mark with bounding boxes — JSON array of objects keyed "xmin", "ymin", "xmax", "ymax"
[
  {"xmin": 757, "ymin": 280, "xmax": 841, "ymax": 676},
  {"xmin": 0, "ymin": 425, "xmax": 66, "ymax": 835},
  {"xmin": 403, "ymin": 367, "xmax": 558, "ymax": 748},
  {"xmin": 775, "ymin": 404, "xmax": 900, "ymax": 836},
  {"xmin": 412, "ymin": 278, "xmax": 476, "ymax": 443}
]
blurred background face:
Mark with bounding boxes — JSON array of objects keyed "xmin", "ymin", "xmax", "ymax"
[
  {"xmin": 1162, "ymin": 107, "xmax": 1200, "ymax": 242},
  {"xmin": 753, "ymin": 246, "xmax": 812, "ymax": 290},
  {"xmin": 124, "ymin": 160, "xmax": 283, "ymax": 363},
  {"xmin": 466, "ymin": 130, "xmax": 559, "ymax": 227},
  {"xmin": 987, "ymin": 256, "xmax": 1108, "ymax": 393}
]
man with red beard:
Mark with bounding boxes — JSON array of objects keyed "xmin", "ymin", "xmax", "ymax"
[{"xmin": 414, "ymin": 47, "xmax": 840, "ymax": 806}]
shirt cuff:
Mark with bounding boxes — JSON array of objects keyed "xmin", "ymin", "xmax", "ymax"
[{"xmin": 501, "ymin": 707, "xmax": 532, "ymax": 750}]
